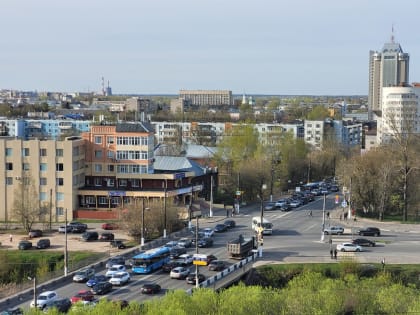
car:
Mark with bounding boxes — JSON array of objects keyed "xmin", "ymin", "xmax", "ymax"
[
  {"xmin": 224, "ymin": 220, "xmax": 236, "ymax": 228},
  {"xmin": 186, "ymin": 273, "xmax": 206, "ymax": 284},
  {"xmin": 264, "ymin": 202, "xmax": 276, "ymax": 211},
  {"xmin": 289, "ymin": 199, "xmax": 303, "ymax": 208},
  {"xmin": 81, "ymin": 231, "xmax": 99, "ymax": 241},
  {"xmin": 70, "ymin": 290, "xmax": 95, "ymax": 303},
  {"xmin": 197, "ymin": 237, "xmax": 213, "ymax": 248},
  {"xmin": 352, "ymin": 238, "xmax": 376, "ymax": 247},
  {"xmin": 91, "ymin": 281, "xmax": 113, "ymax": 295},
  {"xmin": 105, "ymin": 264, "xmax": 126, "ymax": 277},
  {"xmin": 279, "ymin": 204, "xmax": 292, "ymax": 212},
  {"xmin": 102, "ymin": 222, "xmax": 119, "ymax": 230},
  {"xmin": 109, "ymin": 271, "xmax": 131, "ymax": 286},
  {"xmin": 18, "ymin": 240, "xmax": 32, "ymax": 250},
  {"xmin": 30, "ymin": 290, "xmax": 58, "ymax": 309},
  {"xmin": 170, "ymin": 266, "xmax": 190, "ymax": 279},
  {"xmin": 105, "ymin": 256, "xmax": 126, "ymax": 269},
  {"xmin": 203, "ymin": 228, "xmax": 214, "ymax": 238},
  {"xmin": 323, "ymin": 226, "xmax": 344, "ymax": 235},
  {"xmin": 68, "ymin": 221, "xmax": 88, "ymax": 233},
  {"xmin": 208, "ymin": 260, "xmax": 226, "ymax": 271},
  {"xmin": 140, "ymin": 283, "xmax": 161, "ymax": 294},
  {"xmin": 275, "ymin": 198, "xmax": 289, "ymax": 208},
  {"xmin": 358, "ymin": 227, "xmax": 381, "ymax": 236},
  {"xmin": 43, "ymin": 298, "xmax": 72, "ymax": 313},
  {"xmin": 170, "ymin": 246, "xmax": 187, "ymax": 259},
  {"xmin": 99, "ymin": 232, "xmax": 114, "ymax": 241},
  {"xmin": 164, "ymin": 240, "xmax": 179, "ymax": 248},
  {"xmin": 162, "ymin": 260, "xmax": 186, "ymax": 272},
  {"xmin": 336, "ymin": 242, "xmax": 363, "ymax": 252},
  {"xmin": 178, "ymin": 254, "xmax": 194, "ymax": 265},
  {"xmin": 0, "ymin": 307, "xmax": 23, "ymax": 315},
  {"xmin": 214, "ymin": 224, "xmax": 228, "ymax": 233},
  {"xmin": 86, "ymin": 274, "xmax": 108, "ymax": 287},
  {"xmin": 110, "ymin": 239, "xmax": 126, "ymax": 249},
  {"xmin": 58, "ymin": 225, "xmax": 72, "ymax": 233},
  {"xmin": 28, "ymin": 229, "xmax": 43, "ymax": 238},
  {"xmin": 73, "ymin": 267, "xmax": 95, "ymax": 283},
  {"xmin": 177, "ymin": 238, "xmax": 192, "ymax": 248},
  {"xmin": 330, "ymin": 185, "xmax": 339, "ymax": 192},
  {"xmin": 36, "ymin": 238, "xmax": 50, "ymax": 249}
]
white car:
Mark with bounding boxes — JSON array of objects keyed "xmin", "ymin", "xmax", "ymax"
[
  {"xmin": 105, "ymin": 264, "xmax": 126, "ymax": 278},
  {"xmin": 109, "ymin": 271, "xmax": 130, "ymax": 286},
  {"xmin": 323, "ymin": 226, "xmax": 344, "ymax": 235},
  {"xmin": 170, "ymin": 266, "xmax": 190, "ymax": 279},
  {"xmin": 30, "ymin": 290, "xmax": 58, "ymax": 309},
  {"xmin": 336, "ymin": 243, "xmax": 363, "ymax": 252},
  {"xmin": 178, "ymin": 254, "xmax": 194, "ymax": 265},
  {"xmin": 203, "ymin": 228, "xmax": 214, "ymax": 238}
]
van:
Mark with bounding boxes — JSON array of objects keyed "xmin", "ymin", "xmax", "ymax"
[
  {"xmin": 81, "ymin": 231, "xmax": 99, "ymax": 241},
  {"xmin": 252, "ymin": 216, "xmax": 273, "ymax": 235},
  {"xmin": 36, "ymin": 238, "xmax": 51, "ymax": 249}
]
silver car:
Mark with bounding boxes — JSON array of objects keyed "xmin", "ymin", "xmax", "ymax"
[{"xmin": 170, "ymin": 266, "xmax": 190, "ymax": 279}]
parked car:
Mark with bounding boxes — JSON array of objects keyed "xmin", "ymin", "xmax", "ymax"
[
  {"xmin": 140, "ymin": 283, "xmax": 161, "ymax": 294},
  {"xmin": 352, "ymin": 238, "xmax": 376, "ymax": 247},
  {"xmin": 106, "ymin": 264, "xmax": 126, "ymax": 278},
  {"xmin": 81, "ymin": 231, "xmax": 99, "ymax": 241},
  {"xmin": 177, "ymin": 238, "xmax": 192, "ymax": 248},
  {"xmin": 73, "ymin": 268, "xmax": 95, "ymax": 283},
  {"xmin": 186, "ymin": 273, "xmax": 206, "ymax": 284},
  {"xmin": 336, "ymin": 243, "xmax": 363, "ymax": 252},
  {"xmin": 86, "ymin": 274, "xmax": 108, "ymax": 287},
  {"xmin": 0, "ymin": 307, "xmax": 23, "ymax": 315},
  {"xmin": 197, "ymin": 238, "xmax": 213, "ymax": 248},
  {"xmin": 36, "ymin": 238, "xmax": 50, "ymax": 249},
  {"xmin": 358, "ymin": 227, "xmax": 381, "ymax": 236},
  {"xmin": 30, "ymin": 291, "xmax": 58, "ymax": 309},
  {"xmin": 224, "ymin": 220, "xmax": 236, "ymax": 228},
  {"xmin": 170, "ymin": 246, "xmax": 187, "ymax": 259},
  {"xmin": 58, "ymin": 225, "xmax": 72, "ymax": 233},
  {"xmin": 323, "ymin": 226, "xmax": 344, "ymax": 235},
  {"xmin": 214, "ymin": 224, "xmax": 228, "ymax": 233},
  {"xmin": 91, "ymin": 281, "xmax": 112, "ymax": 295},
  {"xmin": 203, "ymin": 228, "xmax": 214, "ymax": 238},
  {"xmin": 99, "ymin": 232, "xmax": 114, "ymax": 241},
  {"xmin": 208, "ymin": 260, "xmax": 226, "ymax": 271},
  {"xmin": 264, "ymin": 202, "xmax": 276, "ymax": 211},
  {"xmin": 68, "ymin": 221, "xmax": 88, "ymax": 233},
  {"xmin": 70, "ymin": 290, "xmax": 95, "ymax": 303},
  {"xmin": 28, "ymin": 229, "xmax": 42, "ymax": 238},
  {"xmin": 102, "ymin": 222, "xmax": 119, "ymax": 230},
  {"xmin": 105, "ymin": 256, "xmax": 126, "ymax": 269},
  {"xmin": 110, "ymin": 240, "xmax": 126, "ymax": 249},
  {"xmin": 170, "ymin": 266, "xmax": 190, "ymax": 279},
  {"xmin": 109, "ymin": 271, "xmax": 131, "ymax": 286},
  {"xmin": 18, "ymin": 240, "xmax": 32, "ymax": 250},
  {"xmin": 43, "ymin": 298, "xmax": 71, "ymax": 313}
]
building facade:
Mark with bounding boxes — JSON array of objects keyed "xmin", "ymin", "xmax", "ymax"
[{"xmin": 179, "ymin": 90, "xmax": 233, "ymax": 106}]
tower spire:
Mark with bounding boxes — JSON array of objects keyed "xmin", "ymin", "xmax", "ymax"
[{"xmin": 391, "ymin": 24, "xmax": 395, "ymax": 43}]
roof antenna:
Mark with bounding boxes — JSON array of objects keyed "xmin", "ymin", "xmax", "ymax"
[{"xmin": 391, "ymin": 23, "xmax": 395, "ymax": 43}]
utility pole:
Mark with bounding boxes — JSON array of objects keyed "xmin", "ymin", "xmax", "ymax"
[
  {"xmin": 49, "ymin": 188, "xmax": 53, "ymax": 231},
  {"xmin": 321, "ymin": 194, "xmax": 326, "ymax": 242},
  {"xmin": 163, "ymin": 181, "xmax": 167, "ymax": 238},
  {"xmin": 209, "ymin": 175, "xmax": 213, "ymax": 217},
  {"xmin": 64, "ymin": 208, "xmax": 68, "ymax": 276},
  {"xmin": 195, "ymin": 216, "xmax": 199, "ymax": 289},
  {"xmin": 188, "ymin": 184, "xmax": 193, "ymax": 229},
  {"xmin": 141, "ymin": 198, "xmax": 145, "ymax": 246}
]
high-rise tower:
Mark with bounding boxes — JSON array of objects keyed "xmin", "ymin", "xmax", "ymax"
[{"xmin": 368, "ymin": 30, "xmax": 409, "ymax": 120}]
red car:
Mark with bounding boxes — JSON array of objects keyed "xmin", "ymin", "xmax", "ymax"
[
  {"xmin": 70, "ymin": 290, "xmax": 95, "ymax": 303},
  {"xmin": 102, "ymin": 223, "xmax": 119, "ymax": 230}
]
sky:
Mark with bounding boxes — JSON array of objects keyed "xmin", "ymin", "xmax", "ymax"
[{"xmin": 1, "ymin": 0, "xmax": 420, "ymax": 95}]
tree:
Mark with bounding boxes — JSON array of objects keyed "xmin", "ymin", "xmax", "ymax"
[
  {"xmin": 306, "ymin": 105, "xmax": 330, "ymax": 120},
  {"xmin": 12, "ymin": 174, "xmax": 47, "ymax": 232}
]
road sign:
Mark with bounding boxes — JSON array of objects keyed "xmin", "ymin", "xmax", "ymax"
[{"xmin": 341, "ymin": 201, "xmax": 348, "ymax": 207}]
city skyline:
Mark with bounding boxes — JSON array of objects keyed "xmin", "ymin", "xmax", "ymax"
[{"xmin": 2, "ymin": 0, "xmax": 420, "ymax": 95}]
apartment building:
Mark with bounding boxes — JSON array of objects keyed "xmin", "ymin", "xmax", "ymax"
[{"xmin": 179, "ymin": 90, "xmax": 233, "ymax": 106}]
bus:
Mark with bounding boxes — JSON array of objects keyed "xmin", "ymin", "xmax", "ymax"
[
  {"xmin": 131, "ymin": 246, "xmax": 171, "ymax": 274},
  {"xmin": 252, "ymin": 216, "xmax": 273, "ymax": 235}
]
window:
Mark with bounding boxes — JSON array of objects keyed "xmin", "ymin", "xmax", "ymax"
[
  {"xmin": 94, "ymin": 178, "xmax": 101, "ymax": 186},
  {"xmin": 106, "ymin": 179, "xmax": 114, "ymax": 187},
  {"xmin": 56, "ymin": 149, "xmax": 63, "ymax": 157},
  {"xmin": 56, "ymin": 163, "xmax": 64, "ymax": 171},
  {"xmin": 107, "ymin": 165, "xmax": 114, "ymax": 172},
  {"xmin": 94, "ymin": 136, "xmax": 102, "ymax": 144},
  {"xmin": 111, "ymin": 197, "xmax": 120, "ymax": 205},
  {"xmin": 5, "ymin": 148, "xmax": 12, "ymax": 157},
  {"xmin": 86, "ymin": 196, "xmax": 95, "ymax": 204},
  {"xmin": 132, "ymin": 179, "xmax": 140, "ymax": 187},
  {"xmin": 22, "ymin": 148, "xmax": 30, "ymax": 157},
  {"xmin": 40, "ymin": 192, "xmax": 47, "ymax": 201},
  {"xmin": 94, "ymin": 150, "xmax": 103, "ymax": 158},
  {"xmin": 107, "ymin": 136, "xmax": 114, "ymax": 144},
  {"xmin": 40, "ymin": 148, "xmax": 47, "ymax": 157},
  {"xmin": 119, "ymin": 179, "xmax": 127, "ymax": 187},
  {"xmin": 6, "ymin": 177, "xmax": 13, "ymax": 185},
  {"xmin": 40, "ymin": 163, "xmax": 47, "ymax": 171},
  {"xmin": 22, "ymin": 163, "xmax": 30, "ymax": 171},
  {"xmin": 56, "ymin": 192, "xmax": 64, "ymax": 201},
  {"xmin": 6, "ymin": 163, "xmax": 13, "ymax": 171},
  {"xmin": 98, "ymin": 196, "xmax": 108, "ymax": 204},
  {"xmin": 107, "ymin": 151, "xmax": 114, "ymax": 159},
  {"xmin": 95, "ymin": 164, "xmax": 102, "ymax": 172},
  {"xmin": 40, "ymin": 178, "xmax": 47, "ymax": 186},
  {"xmin": 56, "ymin": 178, "xmax": 64, "ymax": 186},
  {"xmin": 56, "ymin": 207, "xmax": 64, "ymax": 216}
]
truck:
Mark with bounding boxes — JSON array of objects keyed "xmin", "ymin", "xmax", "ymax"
[{"xmin": 226, "ymin": 235, "xmax": 256, "ymax": 259}]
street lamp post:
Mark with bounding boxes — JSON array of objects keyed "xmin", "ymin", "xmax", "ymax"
[
  {"xmin": 188, "ymin": 184, "xmax": 193, "ymax": 229},
  {"xmin": 64, "ymin": 208, "xmax": 68, "ymax": 276},
  {"xmin": 141, "ymin": 198, "xmax": 145, "ymax": 246},
  {"xmin": 321, "ymin": 194, "xmax": 326, "ymax": 242},
  {"xmin": 163, "ymin": 181, "xmax": 167, "ymax": 238},
  {"xmin": 49, "ymin": 188, "xmax": 53, "ymax": 231},
  {"xmin": 258, "ymin": 182, "xmax": 266, "ymax": 257},
  {"xmin": 28, "ymin": 276, "xmax": 36, "ymax": 308},
  {"xmin": 209, "ymin": 175, "xmax": 213, "ymax": 217}
]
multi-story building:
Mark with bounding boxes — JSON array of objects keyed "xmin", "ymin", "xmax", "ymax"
[
  {"xmin": 368, "ymin": 34, "xmax": 410, "ymax": 120},
  {"xmin": 304, "ymin": 120, "xmax": 324, "ymax": 149},
  {"xmin": 0, "ymin": 136, "xmax": 85, "ymax": 223},
  {"xmin": 377, "ymin": 86, "xmax": 420, "ymax": 144},
  {"xmin": 179, "ymin": 90, "xmax": 233, "ymax": 106}
]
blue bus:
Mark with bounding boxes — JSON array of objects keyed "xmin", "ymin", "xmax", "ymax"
[{"xmin": 131, "ymin": 246, "xmax": 171, "ymax": 274}]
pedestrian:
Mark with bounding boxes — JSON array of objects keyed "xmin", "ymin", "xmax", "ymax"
[
  {"xmin": 334, "ymin": 249, "xmax": 338, "ymax": 259},
  {"xmin": 309, "ymin": 210, "xmax": 312, "ymax": 217},
  {"xmin": 339, "ymin": 214, "xmax": 342, "ymax": 221},
  {"xmin": 381, "ymin": 258, "xmax": 386, "ymax": 270},
  {"xmin": 326, "ymin": 211, "xmax": 330, "ymax": 219},
  {"xmin": 9, "ymin": 234, "xmax": 12, "ymax": 242},
  {"xmin": 330, "ymin": 249, "xmax": 333, "ymax": 259},
  {"xmin": 231, "ymin": 208, "xmax": 235, "ymax": 217}
]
